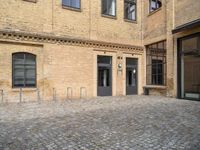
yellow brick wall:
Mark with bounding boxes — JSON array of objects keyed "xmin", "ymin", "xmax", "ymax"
[
  {"xmin": 174, "ymin": 0, "xmax": 200, "ymax": 27},
  {"xmin": 42, "ymin": 44, "xmax": 94, "ymax": 100},
  {"xmin": 143, "ymin": 0, "xmax": 167, "ymax": 45},
  {"xmin": 0, "ymin": 0, "xmax": 142, "ymax": 46}
]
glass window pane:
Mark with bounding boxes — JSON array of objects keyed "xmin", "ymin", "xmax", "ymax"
[
  {"xmin": 98, "ymin": 68, "xmax": 110, "ymax": 87},
  {"xmin": 125, "ymin": 1, "xmax": 136, "ymax": 20},
  {"xmin": 62, "ymin": 0, "xmax": 80, "ymax": 9},
  {"xmin": 14, "ymin": 78, "xmax": 24, "ymax": 87},
  {"xmin": 150, "ymin": 0, "xmax": 156, "ymax": 10},
  {"xmin": 98, "ymin": 56, "xmax": 112, "ymax": 64},
  {"xmin": 62, "ymin": 0, "xmax": 70, "ymax": 6},
  {"xmin": 182, "ymin": 37, "xmax": 198, "ymax": 51},
  {"xmin": 13, "ymin": 53, "xmax": 36, "ymax": 87},
  {"xmin": 14, "ymin": 68, "xmax": 24, "ymax": 77},
  {"xmin": 25, "ymin": 55, "xmax": 36, "ymax": 65},
  {"xmin": 102, "ymin": 0, "xmax": 116, "ymax": 16},
  {"xmin": 150, "ymin": 0, "xmax": 162, "ymax": 12},
  {"xmin": 71, "ymin": 0, "xmax": 80, "ymax": 8}
]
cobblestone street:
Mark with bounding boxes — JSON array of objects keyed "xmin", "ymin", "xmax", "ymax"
[{"xmin": 0, "ymin": 96, "xmax": 200, "ymax": 150}]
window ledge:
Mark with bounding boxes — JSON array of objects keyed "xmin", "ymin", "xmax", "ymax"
[
  {"xmin": 124, "ymin": 19, "xmax": 137, "ymax": 24},
  {"xmin": 148, "ymin": 7, "xmax": 162, "ymax": 17},
  {"xmin": 12, "ymin": 88, "xmax": 37, "ymax": 92},
  {"xmin": 62, "ymin": 6, "xmax": 81, "ymax": 12},
  {"xmin": 101, "ymin": 14, "xmax": 117, "ymax": 20},
  {"xmin": 144, "ymin": 85, "xmax": 166, "ymax": 89}
]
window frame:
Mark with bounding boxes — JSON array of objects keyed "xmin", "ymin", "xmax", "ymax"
[
  {"xmin": 23, "ymin": 0, "xmax": 37, "ymax": 3},
  {"xmin": 177, "ymin": 32, "xmax": 200, "ymax": 100},
  {"xmin": 62, "ymin": 0, "xmax": 81, "ymax": 11},
  {"xmin": 12, "ymin": 52, "xmax": 37, "ymax": 88},
  {"xmin": 146, "ymin": 41, "xmax": 166, "ymax": 86},
  {"xmin": 124, "ymin": 0, "xmax": 137, "ymax": 22},
  {"xmin": 151, "ymin": 59, "xmax": 164, "ymax": 85},
  {"xmin": 149, "ymin": 0, "xmax": 162, "ymax": 13},
  {"xmin": 101, "ymin": 0, "xmax": 117, "ymax": 18}
]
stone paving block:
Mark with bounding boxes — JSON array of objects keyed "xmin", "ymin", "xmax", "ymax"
[{"xmin": 0, "ymin": 96, "xmax": 200, "ymax": 149}]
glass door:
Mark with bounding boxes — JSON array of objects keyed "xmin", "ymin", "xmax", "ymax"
[
  {"xmin": 97, "ymin": 56, "xmax": 112, "ymax": 96},
  {"xmin": 126, "ymin": 58, "xmax": 138, "ymax": 95},
  {"xmin": 178, "ymin": 33, "xmax": 200, "ymax": 100}
]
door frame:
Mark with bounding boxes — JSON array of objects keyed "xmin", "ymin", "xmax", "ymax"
[
  {"xmin": 126, "ymin": 58, "xmax": 138, "ymax": 95},
  {"xmin": 123, "ymin": 54, "xmax": 142, "ymax": 96},
  {"xmin": 177, "ymin": 32, "xmax": 200, "ymax": 100},
  {"xmin": 97, "ymin": 56, "xmax": 112, "ymax": 96},
  {"xmin": 93, "ymin": 51, "xmax": 117, "ymax": 97}
]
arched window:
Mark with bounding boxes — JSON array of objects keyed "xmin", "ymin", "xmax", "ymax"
[{"xmin": 12, "ymin": 53, "xmax": 36, "ymax": 88}]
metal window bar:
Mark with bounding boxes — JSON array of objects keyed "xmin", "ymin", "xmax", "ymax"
[{"xmin": 146, "ymin": 41, "xmax": 166, "ymax": 85}]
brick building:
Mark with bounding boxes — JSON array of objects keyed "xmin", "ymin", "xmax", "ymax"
[{"xmin": 0, "ymin": 0, "xmax": 199, "ymax": 102}]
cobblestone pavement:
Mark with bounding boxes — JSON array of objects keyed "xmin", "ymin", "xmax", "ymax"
[{"xmin": 0, "ymin": 96, "xmax": 200, "ymax": 150}]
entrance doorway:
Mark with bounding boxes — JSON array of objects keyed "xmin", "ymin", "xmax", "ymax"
[
  {"xmin": 126, "ymin": 58, "xmax": 138, "ymax": 95},
  {"xmin": 178, "ymin": 33, "xmax": 200, "ymax": 100},
  {"xmin": 97, "ymin": 56, "xmax": 112, "ymax": 96}
]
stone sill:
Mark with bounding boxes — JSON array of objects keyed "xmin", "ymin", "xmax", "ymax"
[
  {"xmin": 101, "ymin": 14, "xmax": 117, "ymax": 20},
  {"xmin": 124, "ymin": 19, "xmax": 137, "ymax": 24},
  {"xmin": 12, "ymin": 88, "xmax": 38, "ymax": 92},
  {"xmin": 148, "ymin": 7, "xmax": 162, "ymax": 17},
  {"xmin": 144, "ymin": 85, "xmax": 167, "ymax": 89},
  {"xmin": 62, "ymin": 6, "xmax": 81, "ymax": 12}
]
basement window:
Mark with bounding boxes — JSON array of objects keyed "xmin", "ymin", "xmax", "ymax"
[
  {"xmin": 102, "ymin": 0, "xmax": 116, "ymax": 17},
  {"xmin": 12, "ymin": 53, "xmax": 36, "ymax": 88},
  {"xmin": 23, "ymin": 0, "xmax": 37, "ymax": 3},
  {"xmin": 146, "ymin": 41, "xmax": 166, "ymax": 85},
  {"xmin": 124, "ymin": 0, "xmax": 136, "ymax": 21},
  {"xmin": 62, "ymin": 0, "xmax": 81, "ymax": 10},
  {"xmin": 149, "ymin": 0, "xmax": 162, "ymax": 13}
]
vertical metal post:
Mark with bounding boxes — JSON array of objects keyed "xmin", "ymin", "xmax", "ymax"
[
  {"xmin": 53, "ymin": 88, "xmax": 56, "ymax": 101},
  {"xmin": 1, "ymin": 90, "xmax": 3, "ymax": 103},
  {"xmin": 37, "ymin": 88, "xmax": 41, "ymax": 103},
  {"xmin": 67, "ymin": 87, "xmax": 72, "ymax": 99},
  {"xmin": 19, "ymin": 88, "xmax": 22, "ymax": 103},
  {"xmin": 80, "ymin": 87, "xmax": 87, "ymax": 99}
]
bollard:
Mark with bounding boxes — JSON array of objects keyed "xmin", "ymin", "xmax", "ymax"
[
  {"xmin": 1, "ymin": 90, "xmax": 3, "ymax": 103},
  {"xmin": 19, "ymin": 88, "xmax": 22, "ymax": 103},
  {"xmin": 67, "ymin": 87, "xmax": 72, "ymax": 99},
  {"xmin": 53, "ymin": 88, "xmax": 56, "ymax": 101},
  {"xmin": 37, "ymin": 89, "xmax": 41, "ymax": 103},
  {"xmin": 80, "ymin": 87, "xmax": 87, "ymax": 99}
]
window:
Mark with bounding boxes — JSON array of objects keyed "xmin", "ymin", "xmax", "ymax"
[
  {"xmin": 12, "ymin": 53, "xmax": 36, "ymax": 88},
  {"xmin": 98, "ymin": 68, "xmax": 110, "ymax": 87},
  {"xmin": 124, "ymin": 0, "xmax": 136, "ymax": 21},
  {"xmin": 151, "ymin": 60, "xmax": 163, "ymax": 85},
  {"xmin": 102, "ymin": 0, "xmax": 116, "ymax": 17},
  {"xmin": 23, "ymin": 0, "xmax": 37, "ymax": 3},
  {"xmin": 62, "ymin": 0, "xmax": 81, "ymax": 9},
  {"xmin": 149, "ymin": 0, "xmax": 162, "ymax": 12},
  {"xmin": 146, "ymin": 41, "xmax": 166, "ymax": 85}
]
